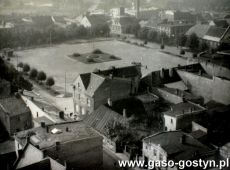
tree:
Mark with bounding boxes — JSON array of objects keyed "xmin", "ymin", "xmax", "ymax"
[
  {"xmin": 29, "ymin": 68, "xmax": 38, "ymax": 79},
  {"xmin": 17, "ymin": 62, "xmax": 24, "ymax": 68},
  {"xmin": 23, "ymin": 64, "xmax": 30, "ymax": 73},
  {"xmin": 187, "ymin": 33, "xmax": 199, "ymax": 51},
  {"xmin": 199, "ymin": 41, "xmax": 209, "ymax": 52},
  {"xmin": 178, "ymin": 34, "xmax": 187, "ymax": 47},
  {"xmin": 46, "ymin": 77, "xmax": 55, "ymax": 87},
  {"xmin": 37, "ymin": 71, "xmax": 47, "ymax": 82},
  {"xmin": 147, "ymin": 30, "xmax": 157, "ymax": 42},
  {"xmin": 17, "ymin": 76, "xmax": 33, "ymax": 91}
]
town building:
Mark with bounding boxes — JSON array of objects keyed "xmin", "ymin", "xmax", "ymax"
[
  {"xmin": 0, "ymin": 96, "xmax": 33, "ymax": 135},
  {"xmin": 186, "ymin": 24, "xmax": 230, "ymax": 49},
  {"xmin": 110, "ymin": 15, "xmax": 138, "ymax": 35},
  {"xmin": 163, "ymin": 101, "xmax": 206, "ymax": 131},
  {"xmin": 72, "ymin": 65, "xmax": 141, "ymax": 118},
  {"xmin": 80, "ymin": 14, "xmax": 110, "ymax": 28},
  {"xmin": 143, "ymin": 131, "xmax": 212, "ymax": 169},
  {"xmin": 15, "ymin": 121, "xmax": 103, "ymax": 170}
]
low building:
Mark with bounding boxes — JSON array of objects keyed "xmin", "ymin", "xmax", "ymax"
[
  {"xmin": 16, "ymin": 121, "xmax": 103, "ymax": 170},
  {"xmin": 0, "ymin": 96, "xmax": 33, "ymax": 135},
  {"xmin": 163, "ymin": 101, "xmax": 206, "ymax": 131},
  {"xmin": 14, "ymin": 143, "xmax": 66, "ymax": 170},
  {"xmin": 72, "ymin": 65, "xmax": 141, "ymax": 118},
  {"xmin": 143, "ymin": 131, "xmax": 212, "ymax": 169}
]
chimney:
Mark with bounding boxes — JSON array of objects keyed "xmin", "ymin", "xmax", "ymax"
[
  {"xmin": 123, "ymin": 109, "xmax": 127, "ymax": 118},
  {"xmin": 41, "ymin": 122, "xmax": 46, "ymax": 128},
  {"xmin": 180, "ymin": 134, "xmax": 186, "ymax": 144},
  {"xmin": 56, "ymin": 141, "xmax": 61, "ymax": 151},
  {"xmin": 108, "ymin": 98, "xmax": 112, "ymax": 107}
]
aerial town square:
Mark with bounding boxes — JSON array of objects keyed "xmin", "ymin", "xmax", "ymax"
[{"xmin": 0, "ymin": 0, "xmax": 230, "ymax": 170}]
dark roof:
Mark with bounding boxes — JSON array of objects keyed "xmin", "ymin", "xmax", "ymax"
[
  {"xmin": 143, "ymin": 131, "xmax": 211, "ymax": 161},
  {"xmin": 84, "ymin": 105, "xmax": 124, "ymax": 137},
  {"xmin": 190, "ymin": 130, "xmax": 207, "ymax": 139},
  {"xmin": 52, "ymin": 16, "xmax": 66, "ymax": 24},
  {"xmin": 17, "ymin": 158, "xmax": 51, "ymax": 170},
  {"xmin": 204, "ymin": 26, "xmax": 227, "ymax": 39},
  {"xmin": 16, "ymin": 121, "xmax": 100, "ymax": 149},
  {"xmin": 86, "ymin": 14, "xmax": 109, "ymax": 26},
  {"xmin": 96, "ymin": 65, "xmax": 141, "ymax": 78},
  {"xmin": 212, "ymin": 19, "xmax": 229, "ymax": 28},
  {"xmin": 164, "ymin": 102, "xmax": 205, "ymax": 117},
  {"xmin": 186, "ymin": 24, "xmax": 211, "ymax": 38},
  {"xmin": 0, "ymin": 96, "xmax": 30, "ymax": 116}
]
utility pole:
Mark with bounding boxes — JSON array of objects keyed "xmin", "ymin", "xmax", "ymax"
[{"xmin": 64, "ymin": 72, "xmax": 66, "ymax": 97}]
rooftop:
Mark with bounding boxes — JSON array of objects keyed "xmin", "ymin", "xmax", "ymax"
[
  {"xmin": 186, "ymin": 24, "xmax": 211, "ymax": 38},
  {"xmin": 164, "ymin": 102, "xmax": 205, "ymax": 117},
  {"xmin": 16, "ymin": 121, "xmax": 100, "ymax": 149},
  {"xmin": 0, "ymin": 96, "xmax": 30, "ymax": 116},
  {"xmin": 143, "ymin": 131, "xmax": 211, "ymax": 161}
]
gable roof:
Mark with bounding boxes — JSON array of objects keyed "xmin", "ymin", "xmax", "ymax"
[
  {"xmin": 85, "ymin": 73, "xmax": 105, "ymax": 97},
  {"xmin": 85, "ymin": 14, "xmax": 109, "ymax": 26},
  {"xmin": 79, "ymin": 73, "xmax": 91, "ymax": 89},
  {"xmin": 203, "ymin": 26, "xmax": 227, "ymax": 42},
  {"xmin": 0, "ymin": 96, "xmax": 30, "ymax": 116},
  {"xmin": 84, "ymin": 105, "xmax": 124, "ymax": 138},
  {"xmin": 186, "ymin": 24, "xmax": 211, "ymax": 38},
  {"xmin": 143, "ymin": 131, "xmax": 211, "ymax": 161}
]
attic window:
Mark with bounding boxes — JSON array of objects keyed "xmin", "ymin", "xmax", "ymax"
[{"xmin": 51, "ymin": 128, "xmax": 62, "ymax": 134}]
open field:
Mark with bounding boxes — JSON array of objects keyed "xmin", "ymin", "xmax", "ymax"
[{"xmin": 12, "ymin": 40, "xmax": 187, "ymax": 93}]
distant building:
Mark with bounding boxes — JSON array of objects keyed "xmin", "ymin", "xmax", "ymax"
[
  {"xmin": 146, "ymin": 19, "xmax": 194, "ymax": 37},
  {"xmin": 0, "ymin": 96, "xmax": 33, "ymax": 135},
  {"xmin": 16, "ymin": 121, "xmax": 103, "ymax": 170},
  {"xmin": 163, "ymin": 101, "xmax": 206, "ymax": 131},
  {"xmin": 143, "ymin": 131, "xmax": 211, "ymax": 169},
  {"xmin": 72, "ymin": 65, "xmax": 141, "ymax": 118},
  {"xmin": 110, "ymin": 16, "xmax": 139, "ymax": 35},
  {"xmin": 186, "ymin": 24, "xmax": 230, "ymax": 49},
  {"xmin": 110, "ymin": 7, "xmax": 125, "ymax": 18},
  {"xmin": 80, "ymin": 14, "xmax": 110, "ymax": 28}
]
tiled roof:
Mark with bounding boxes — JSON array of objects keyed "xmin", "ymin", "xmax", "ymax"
[
  {"xmin": 143, "ymin": 131, "xmax": 211, "ymax": 161},
  {"xmin": 164, "ymin": 102, "xmax": 205, "ymax": 117},
  {"xmin": 186, "ymin": 24, "xmax": 211, "ymax": 38},
  {"xmin": 0, "ymin": 96, "xmax": 30, "ymax": 116},
  {"xmin": 203, "ymin": 26, "xmax": 227, "ymax": 42},
  {"xmin": 84, "ymin": 105, "xmax": 124, "ymax": 137},
  {"xmin": 118, "ymin": 16, "xmax": 138, "ymax": 27}
]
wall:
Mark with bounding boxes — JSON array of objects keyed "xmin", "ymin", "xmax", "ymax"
[
  {"xmin": 143, "ymin": 141, "xmax": 167, "ymax": 161},
  {"xmin": 164, "ymin": 115, "xmax": 177, "ymax": 131},
  {"xmin": 201, "ymin": 61, "xmax": 230, "ymax": 80},
  {"xmin": 177, "ymin": 70, "xmax": 230, "ymax": 105},
  {"xmin": 21, "ymin": 95, "xmax": 56, "ymax": 122},
  {"xmin": 192, "ymin": 121, "xmax": 208, "ymax": 133}
]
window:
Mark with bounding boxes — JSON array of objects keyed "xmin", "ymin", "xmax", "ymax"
[
  {"xmin": 159, "ymin": 154, "xmax": 163, "ymax": 160},
  {"xmin": 87, "ymin": 98, "xmax": 91, "ymax": 107},
  {"xmin": 153, "ymin": 149, "xmax": 157, "ymax": 156},
  {"xmin": 171, "ymin": 118, "xmax": 173, "ymax": 124}
]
